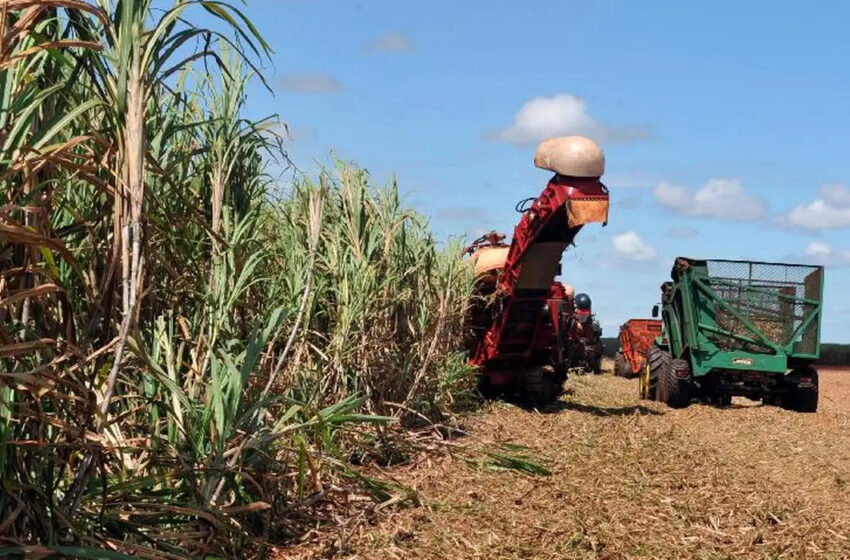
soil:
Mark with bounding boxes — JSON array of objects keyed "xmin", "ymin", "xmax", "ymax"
[{"xmin": 278, "ymin": 366, "xmax": 850, "ymax": 559}]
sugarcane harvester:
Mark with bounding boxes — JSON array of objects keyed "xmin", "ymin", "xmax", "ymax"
[{"xmin": 463, "ymin": 136, "xmax": 610, "ymax": 406}]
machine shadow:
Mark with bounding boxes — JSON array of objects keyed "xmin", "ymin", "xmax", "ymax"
[
  {"xmin": 548, "ymin": 399, "xmax": 664, "ymax": 416},
  {"xmin": 500, "ymin": 393, "xmax": 664, "ymax": 416}
]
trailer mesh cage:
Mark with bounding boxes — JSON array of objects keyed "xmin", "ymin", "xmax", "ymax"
[{"xmin": 701, "ymin": 260, "xmax": 822, "ymax": 355}]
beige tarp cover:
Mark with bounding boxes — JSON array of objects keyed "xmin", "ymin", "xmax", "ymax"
[
  {"xmin": 534, "ymin": 136, "xmax": 604, "ymax": 178},
  {"xmin": 472, "ymin": 246, "xmax": 509, "ymax": 277}
]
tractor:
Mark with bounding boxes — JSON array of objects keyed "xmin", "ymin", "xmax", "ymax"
[
  {"xmin": 641, "ymin": 257, "xmax": 824, "ymax": 412},
  {"xmin": 463, "ymin": 136, "xmax": 610, "ymax": 406},
  {"xmin": 614, "ymin": 319, "xmax": 663, "ymax": 378}
]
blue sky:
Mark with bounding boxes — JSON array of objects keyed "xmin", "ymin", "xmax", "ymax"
[{"xmin": 224, "ymin": 0, "xmax": 850, "ymax": 342}]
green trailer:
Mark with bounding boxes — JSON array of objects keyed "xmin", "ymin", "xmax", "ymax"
[{"xmin": 640, "ymin": 257, "xmax": 824, "ymax": 412}]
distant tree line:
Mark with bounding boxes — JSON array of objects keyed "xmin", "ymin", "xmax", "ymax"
[
  {"xmin": 820, "ymin": 344, "xmax": 850, "ymax": 366},
  {"xmin": 601, "ymin": 337, "xmax": 619, "ymax": 358}
]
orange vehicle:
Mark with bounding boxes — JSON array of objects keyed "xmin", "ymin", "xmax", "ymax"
[{"xmin": 614, "ymin": 319, "xmax": 662, "ymax": 377}]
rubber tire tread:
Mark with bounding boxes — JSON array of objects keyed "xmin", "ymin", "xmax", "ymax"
[
  {"xmin": 477, "ymin": 375, "xmax": 501, "ymax": 400},
  {"xmin": 520, "ymin": 367, "xmax": 560, "ymax": 408},
  {"xmin": 614, "ymin": 352, "xmax": 628, "ymax": 377},
  {"xmin": 782, "ymin": 368, "xmax": 818, "ymax": 413},
  {"xmin": 660, "ymin": 358, "xmax": 693, "ymax": 409},
  {"xmin": 644, "ymin": 345, "xmax": 666, "ymax": 400}
]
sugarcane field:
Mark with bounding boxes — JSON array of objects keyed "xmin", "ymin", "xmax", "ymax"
[{"xmin": 3, "ymin": 2, "xmax": 850, "ymax": 560}]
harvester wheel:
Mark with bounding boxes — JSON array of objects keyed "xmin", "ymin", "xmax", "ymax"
[
  {"xmin": 519, "ymin": 367, "xmax": 561, "ymax": 408},
  {"xmin": 589, "ymin": 354, "xmax": 603, "ymax": 375},
  {"xmin": 659, "ymin": 358, "xmax": 693, "ymax": 409},
  {"xmin": 640, "ymin": 346, "xmax": 665, "ymax": 400},
  {"xmin": 781, "ymin": 367, "xmax": 818, "ymax": 413},
  {"xmin": 477, "ymin": 375, "xmax": 502, "ymax": 400},
  {"xmin": 614, "ymin": 352, "xmax": 629, "ymax": 377}
]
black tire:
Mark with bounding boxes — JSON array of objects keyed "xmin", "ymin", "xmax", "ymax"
[
  {"xmin": 659, "ymin": 358, "xmax": 693, "ymax": 409},
  {"xmin": 763, "ymin": 395, "xmax": 781, "ymax": 406},
  {"xmin": 704, "ymin": 389, "xmax": 731, "ymax": 407},
  {"xmin": 581, "ymin": 342, "xmax": 602, "ymax": 374},
  {"xmin": 590, "ymin": 354, "xmax": 603, "ymax": 375},
  {"xmin": 641, "ymin": 346, "xmax": 666, "ymax": 400},
  {"xmin": 477, "ymin": 375, "xmax": 501, "ymax": 400},
  {"xmin": 553, "ymin": 365, "xmax": 568, "ymax": 386},
  {"xmin": 519, "ymin": 367, "xmax": 561, "ymax": 408},
  {"xmin": 781, "ymin": 367, "xmax": 818, "ymax": 413},
  {"xmin": 614, "ymin": 352, "xmax": 628, "ymax": 377},
  {"xmin": 714, "ymin": 392, "xmax": 732, "ymax": 407}
]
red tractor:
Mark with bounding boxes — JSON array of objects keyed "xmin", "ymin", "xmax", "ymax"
[
  {"xmin": 614, "ymin": 319, "xmax": 663, "ymax": 378},
  {"xmin": 463, "ymin": 136, "xmax": 610, "ymax": 406}
]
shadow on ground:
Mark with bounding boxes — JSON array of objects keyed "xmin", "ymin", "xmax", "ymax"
[{"xmin": 548, "ymin": 399, "xmax": 663, "ymax": 416}]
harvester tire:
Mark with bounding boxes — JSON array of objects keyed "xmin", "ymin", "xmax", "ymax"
[
  {"xmin": 519, "ymin": 367, "xmax": 561, "ymax": 408},
  {"xmin": 659, "ymin": 358, "xmax": 693, "ymax": 409},
  {"xmin": 477, "ymin": 375, "xmax": 501, "ymax": 400},
  {"xmin": 781, "ymin": 367, "xmax": 818, "ymax": 413},
  {"xmin": 640, "ymin": 346, "xmax": 665, "ymax": 400},
  {"xmin": 589, "ymin": 355, "xmax": 603, "ymax": 375},
  {"xmin": 614, "ymin": 352, "xmax": 629, "ymax": 377}
]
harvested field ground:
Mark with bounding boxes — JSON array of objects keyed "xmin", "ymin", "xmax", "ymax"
[{"xmin": 285, "ymin": 367, "xmax": 850, "ymax": 559}]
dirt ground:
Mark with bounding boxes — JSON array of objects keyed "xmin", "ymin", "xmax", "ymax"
[{"xmin": 282, "ymin": 367, "xmax": 850, "ymax": 559}]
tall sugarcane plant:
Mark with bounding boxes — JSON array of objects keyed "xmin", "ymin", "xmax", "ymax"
[{"xmin": 0, "ymin": 1, "xmax": 473, "ymax": 556}]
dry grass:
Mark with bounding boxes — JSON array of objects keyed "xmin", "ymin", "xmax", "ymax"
[{"xmin": 280, "ymin": 367, "xmax": 850, "ymax": 559}]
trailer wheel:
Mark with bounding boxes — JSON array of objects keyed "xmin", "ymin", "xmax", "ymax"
[
  {"xmin": 614, "ymin": 352, "xmax": 629, "ymax": 377},
  {"xmin": 781, "ymin": 367, "xmax": 818, "ymax": 413},
  {"xmin": 658, "ymin": 358, "xmax": 693, "ymax": 408},
  {"xmin": 711, "ymin": 392, "xmax": 732, "ymax": 408},
  {"xmin": 519, "ymin": 367, "xmax": 561, "ymax": 408},
  {"xmin": 640, "ymin": 346, "xmax": 665, "ymax": 400}
]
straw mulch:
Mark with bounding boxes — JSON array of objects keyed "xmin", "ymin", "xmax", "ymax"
[{"xmin": 278, "ymin": 365, "xmax": 850, "ymax": 559}]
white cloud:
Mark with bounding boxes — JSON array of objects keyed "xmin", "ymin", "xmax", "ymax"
[
  {"xmin": 801, "ymin": 241, "xmax": 850, "ymax": 267},
  {"xmin": 653, "ymin": 178, "xmax": 767, "ymax": 221},
  {"xmin": 820, "ymin": 183, "xmax": 850, "ymax": 208},
  {"xmin": 276, "ymin": 74, "xmax": 342, "ymax": 93},
  {"xmin": 612, "ymin": 231, "xmax": 657, "ymax": 261},
  {"xmin": 804, "ymin": 241, "xmax": 832, "ymax": 257},
  {"xmin": 491, "ymin": 94, "xmax": 650, "ymax": 146},
  {"xmin": 368, "ymin": 32, "xmax": 414, "ymax": 53},
  {"xmin": 654, "ymin": 182, "xmax": 692, "ymax": 210},
  {"xmin": 781, "ymin": 183, "xmax": 850, "ymax": 230}
]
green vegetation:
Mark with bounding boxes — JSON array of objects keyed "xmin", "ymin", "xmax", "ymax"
[
  {"xmin": 470, "ymin": 443, "xmax": 553, "ymax": 476},
  {"xmin": 0, "ymin": 2, "xmax": 472, "ymax": 556}
]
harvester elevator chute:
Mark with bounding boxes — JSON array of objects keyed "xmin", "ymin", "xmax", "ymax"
[{"xmin": 463, "ymin": 136, "xmax": 610, "ymax": 406}]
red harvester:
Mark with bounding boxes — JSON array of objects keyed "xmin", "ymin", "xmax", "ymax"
[
  {"xmin": 614, "ymin": 319, "xmax": 663, "ymax": 378},
  {"xmin": 463, "ymin": 136, "xmax": 610, "ymax": 406}
]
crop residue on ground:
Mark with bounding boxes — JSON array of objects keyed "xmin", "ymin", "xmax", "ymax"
[{"xmin": 284, "ymin": 367, "xmax": 850, "ymax": 559}]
